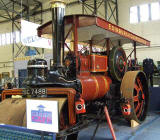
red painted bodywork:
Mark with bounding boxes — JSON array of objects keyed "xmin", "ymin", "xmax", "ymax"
[
  {"xmin": 79, "ymin": 54, "xmax": 108, "ymax": 73},
  {"xmin": 79, "ymin": 55, "xmax": 90, "ymax": 72},
  {"xmin": 90, "ymin": 55, "xmax": 108, "ymax": 72},
  {"xmin": 2, "ymin": 88, "xmax": 77, "ymax": 126},
  {"xmin": 77, "ymin": 53, "xmax": 110, "ymax": 101},
  {"xmin": 75, "ymin": 97, "xmax": 86, "ymax": 114},
  {"xmin": 122, "ymin": 104, "xmax": 131, "ymax": 116},
  {"xmin": 78, "ymin": 75, "xmax": 111, "ymax": 101}
]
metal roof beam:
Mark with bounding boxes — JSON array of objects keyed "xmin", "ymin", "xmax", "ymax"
[
  {"xmin": 0, "ymin": 14, "xmax": 10, "ymax": 20},
  {"xmin": 108, "ymin": 0, "xmax": 116, "ymax": 5},
  {"xmin": 0, "ymin": 8, "xmax": 46, "ymax": 23},
  {"xmin": 0, "ymin": 0, "xmax": 81, "ymax": 24},
  {"xmin": 0, "ymin": 0, "xmax": 12, "ymax": 20},
  {"xmin": 9, "ymin": 0, "xmax": 28, "ymax": 9},
  {"xmin": 67, "ymin": 1, "xmax": 80, "ymax": 6},
  {"xmin": 33, "ymin": 0, "xmax": 41, "ymax": 5},
  {"xmin": 0, "ymin": 7, "xmax": 20, "ymax": 15}
]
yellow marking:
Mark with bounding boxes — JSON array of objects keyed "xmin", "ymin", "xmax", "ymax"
[
  {"xmin": 78, "ymin": 79, "xmax": 83, "ymax": 93},
  {"xmin": 93, "ymin": 55, "xmax": 96, "ymax": 71},
  {"xmin": 107, "ymin": 23, "xmax": 149, "ymax": 46},
  {"xmin": 90, "ymin": 69, "xmax": 107, "ymax": 72},
  {"xmin": 91, "ymin": 55, "xmax": 108, "ymax": 58},
  {"xmin": 102, "ymin": 76, "xmax": 108, "ymax": 92},
  {"xmin": 92, "ymin": 76, "xmax": 99, "ymax": 99},
  {"xmin": 70, "ymin": 31, "xmax": 74, "ymax": 51}
]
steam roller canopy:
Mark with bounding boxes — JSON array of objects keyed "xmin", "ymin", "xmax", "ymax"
[
  {"xmin": 120, "ymin": 71, "xmax": 149, "ymax": 123},
  {"xmin": 109, "ymin": 46, "xmax": 127, "ymax": 82}
]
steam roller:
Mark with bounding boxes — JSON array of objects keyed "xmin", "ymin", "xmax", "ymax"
[{"xmin": 0, "ymin": 0, "xmax": 150, "ymax": 139}]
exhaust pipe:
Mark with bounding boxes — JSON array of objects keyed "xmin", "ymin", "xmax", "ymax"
[{"xmin": 50, "ymin": 0, "xmax": 66, "ymax": 69}]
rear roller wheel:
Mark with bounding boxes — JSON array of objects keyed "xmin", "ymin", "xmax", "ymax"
[
  {"xmin": 120, "ymin": 71, "xmax": 149, "ymax": 123},
  {"xmin": 58, "ymin": 101, "xmax": 78, "ymax": 140}
]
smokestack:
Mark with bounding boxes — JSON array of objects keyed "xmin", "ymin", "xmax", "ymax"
[{"xmin": 50, "ymin": 0, "xmax": 66, "ymax": 68}]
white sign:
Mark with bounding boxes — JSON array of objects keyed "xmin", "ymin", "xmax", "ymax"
[
  {"xmin": 21, "ymin": 20, "xmax": 52, "ymax": 49},
  {"xmin": 26, "ymin": 99, "xmax": 59, "ymax": 133}
]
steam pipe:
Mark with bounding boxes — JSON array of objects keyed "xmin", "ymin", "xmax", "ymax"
[{"xmin": 50, "ymin": 0, "xmax": 66, "ymax": 68}]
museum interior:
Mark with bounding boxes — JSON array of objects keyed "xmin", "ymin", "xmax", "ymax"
[{"xmin": 0, "ymin": 0, "xmax": 159, "ymax": 140}]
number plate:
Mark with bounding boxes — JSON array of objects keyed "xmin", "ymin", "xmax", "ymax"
[{"xmin": 23, "ymin": 88, "xmax": 47, "ymax": 96}]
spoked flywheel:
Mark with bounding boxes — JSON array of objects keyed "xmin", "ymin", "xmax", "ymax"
[
  {"xmin": 109, "ymin": 46, "xmax": 127, "ymax": 82},
  {"xmin": 120, "ymin": 71, "xmax": 149, "ymax": 123}
]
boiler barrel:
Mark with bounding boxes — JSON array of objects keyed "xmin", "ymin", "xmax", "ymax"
[{"xmin": 79, "ymin": 76, "xmax": 111, "ymax": 101}]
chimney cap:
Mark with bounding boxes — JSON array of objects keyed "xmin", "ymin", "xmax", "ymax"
[
  {"xmin": 50, "ymin": 0, "xmax": 67, "ymax": 4},
  {"xmin": 50, "ymin": 0, "xmax": 67, "ymax": 7}
]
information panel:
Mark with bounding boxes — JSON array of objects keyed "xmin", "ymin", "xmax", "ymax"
[{"xmin": 26, "ymin": 99, "xmax": 59, "ymax": 133}]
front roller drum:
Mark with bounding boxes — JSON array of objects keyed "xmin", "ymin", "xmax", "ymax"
[{"xmin": 120, "ymin": 71, "xmax": 149, "ymax": 123}]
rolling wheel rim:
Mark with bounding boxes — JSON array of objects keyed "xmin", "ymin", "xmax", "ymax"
[
  {"xmin": 134, "ymin": 77, "xmax": 146, "ymax": 120},
  {"xmin": 121, "ymin": 71, "xmax": 149, "ymax": 123}
]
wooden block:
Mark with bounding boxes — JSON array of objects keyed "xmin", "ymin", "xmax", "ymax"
[{"xmin": 131, "ymin": 120, "xmax": 139, "ymax": 128}]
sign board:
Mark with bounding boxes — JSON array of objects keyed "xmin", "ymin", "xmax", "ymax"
[
  {"xmin": 21, "ymin": 20, "xmax": 52, "ymax": 49},
  {"xmin": 26, "ymin": 99, "xmax": 59, "ymax": 133}
]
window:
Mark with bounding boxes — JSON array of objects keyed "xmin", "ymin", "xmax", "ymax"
[
  {"xmin": 130, "ymin": 6, "xmax": 138, "ymax": 23},
  {"xmin": 1, "ymin": 34, "xmax": 6, "ymax": 46},
  {"xmin": 0, "ymin": 35, "xmax": 2, "ymax": 46},
  {"xmin": 130, "ymin": 2, "xmax": 160, "ymax": 23},
  {"xmin": 140, "ymin": 4, "xmax": 149, "ymax": 22},
  {"xmin": 151, "ymin": 2, "xmax": 160, "ymax": 20},
  {"xmin": 0, "ymin": 31, "xmax": 21, "ymax": 46},
  {"xmin": 6, "ymin": 33, "xmax": 10, "ymax": 45},
  {"xmin": 11, "ymin": 32, "xmax": 16, "ymax": 44},
  {"xmin": 10, "ymin": 32, "xmax": 14, "ymax": 44},
  {"xmin": 15, "ymin": 31, "xmax": 20, "ymax": 43}
]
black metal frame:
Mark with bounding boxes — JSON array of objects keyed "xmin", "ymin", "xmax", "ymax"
[
  {"xmin": 81, "ymin": 0, "xmax": 119, "ymax": 25},
  {"xmin": 0, "ymin": 0, "xmax": 44, "ymax": 73}
]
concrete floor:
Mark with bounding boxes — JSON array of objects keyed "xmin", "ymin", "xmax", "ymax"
[
  {"xmin": 0, "ymin": 112, "xmax": 159, "ymax": 140},
  {"xmin": 78, "ymin": 112, "xmax": 160, "ymax": 140}
]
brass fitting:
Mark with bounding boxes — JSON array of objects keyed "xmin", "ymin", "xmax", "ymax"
[{"xmin": 50, "ymin": 0, "xmax": 66, "ymax": 8}]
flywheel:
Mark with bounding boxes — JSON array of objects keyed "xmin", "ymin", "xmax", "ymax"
[
  {"xmin": 109, "ymin": 46, "xmax": 127, "ymax": 82},
  {"xmin": 120, "ymin": 71, "xmax": 149, "ymax": 123}
]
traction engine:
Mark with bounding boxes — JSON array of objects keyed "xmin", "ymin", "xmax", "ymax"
[{"xmin": 0, "ymin": 0, "xmax": 150, "ymax": 139}]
